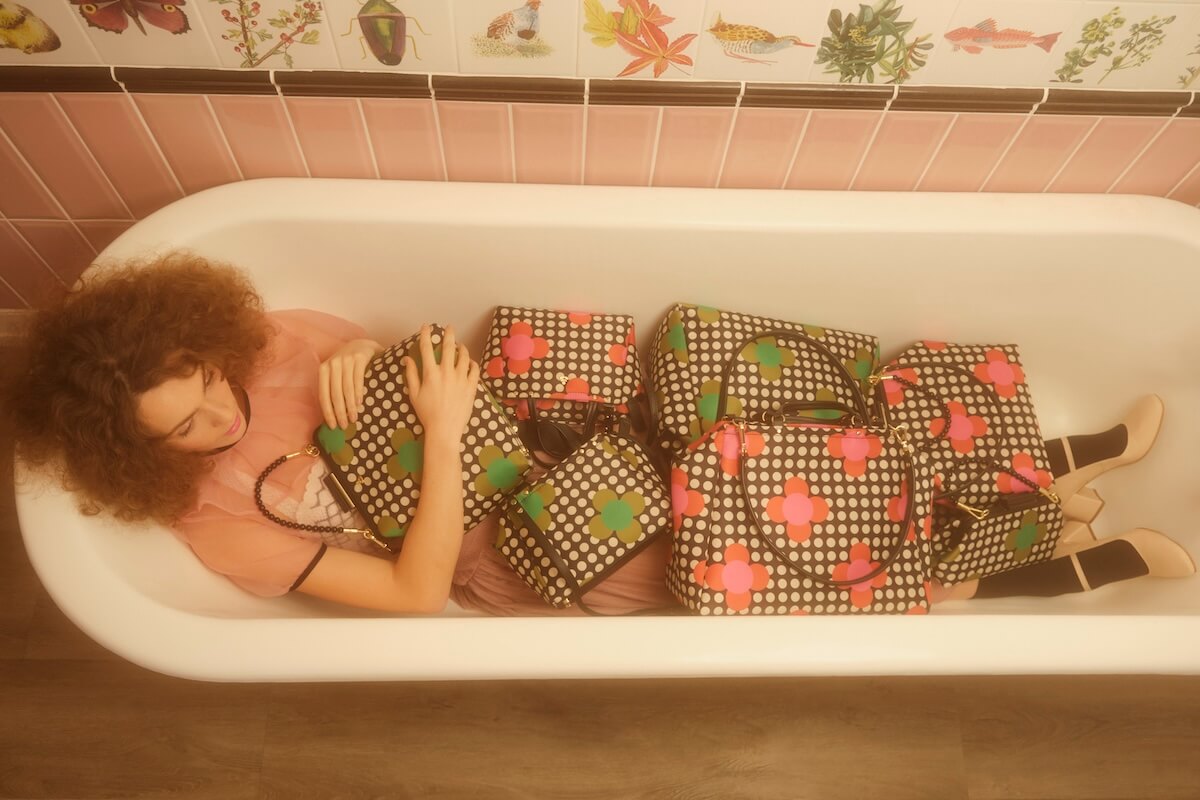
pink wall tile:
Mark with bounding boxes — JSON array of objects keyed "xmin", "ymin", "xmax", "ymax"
[
  {"xmin": 0, "ymin": 221, "xmax": 65, "ymax": 307},
  {"xmin": 786, "ymin": 110, "xmax": 883, "ymax": 190},
  {"xmin": 207, "ymin": 95, "xmax": 307, "ymax": 180},
  {"xmin": 652, "ymin": 107, "xmax": 735, "ymax": 188},
  {"xmin": 0, "ymin": 132, "xmax": 63, "ymax": 219},
  {"xmin": 284, "ymin": 97, "xmax": 375, "ymax": 180},
  {"xmin": 360, "ymin": 99, "xmax": 444, "ymax": 182},
  {"xmin": 584, "ymin": 105, "xmax": 659, "ymax": 187},
  {"xmin": 134, "ymin": 94, "xmax": 242, "ymax": 195},
  {"xmin": 719, "ymin": 108, "xmax": 809, "ymax": 190},
  {"xmin": 0, "ymin": 93, "xmax": 128, "ymax": 219},
  {"xmin": 983, "ymin": 116, "xmax": 1097, "ymax": 193},
  {"xmin": 436, "ymin": 101, "xmax": 512, "ymax": 184},
  {"xmin": 0, "ymin": 276, "xmax": 23, "ymax": 309},
  {"xmin": 1167, "ymin": 163, "xmax": 1200, "ymax": 207},
  {"xmin": 1111, "ymin": 119, "xmax": 1200, "ymax": 197},
  {"xmin": 75, "ymin": 220, "xmax": 136, "ymax": 255},
  {"xmin": 852, "ymin": 112, "xmax": 954, "ymax": 191},
  {"xmin": 511, "ymin": 103, "xmax": 584, "ymax": 185},
  {"xmin": 11, "ymin": 221, "xmax": 95, "ymax": 287},
  {"xmin": 1047, "ymin": 117, "xmax": 1166, "ymax": 194},
  {"xmin": 55, "ymin": 93, "xmax": 182, "ymax": 219},
  {"xmin": 917, "ymin": 114, "xmax": 1027, "ymax": 192}
]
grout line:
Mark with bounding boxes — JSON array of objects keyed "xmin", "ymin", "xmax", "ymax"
[
  {"xmin": 0, "ymin": 123, "xmax": 78, "ymax": 225},
  {"xmin": 5, "ymin": 218, "xmax": 134, "ymax": 223},
  {"xmin": 123, "ymin": 89, "xmax": 187, "ymax": 199},
  {"xmin": 1104, "ymin": 115, "xmax": 1174, "ymax": 193},
  {"xmin": 4, "ymin": 219, "xmax": 68, "ymax": 288},
  {"xmin": 507, "ymin": 102, "xmax": 516, "ymax": 183},
  {"xmin": 846, "ymin": 84, "xmax": 899, "ymax": 189},
  {"xmin": 0, "ymin": 273, "xmax": 30, "ymax": 308},
  {"xmin": 48, "ymin": 94, "xmax": 136, "ymax": 220},
  {"xmin": 713, "ymin": 81, "xmax": 745, "ymax": 189},
  {"xmin": 913, "ymin": 113, "xmax": 958, "ymax": 191},
  {"xmin": 1165, "ymin": 157, "xmax": 1200, "ymax": 200},
  {"xmin": 1042, "ymin": 116, "xmax": 1102, "ymax": 193},
  {"xmin": 203, "ymin": 95, "xmax": 246, "ymax": 181},
  {"xmin": 646, "ymin": 106, "xmax": 664, "ymax": 187},
  {"xmin": 780, "ymin": 109, "xmax": 814, "ymax": 190},
  {"xmin": 355, "ymin": 98, "xmax": 381, "ymax": 179},
  {"xmin": 579, "ymin": 78, "xmax": 589, "ymax": 186},
  {"xmin": 429, "ymin": 73, "xmax": 449, "ymax": 182},
  {"xmin": 272, "ymin": 71, "xmax": 312, "ymax": 178},
  {"xmin": 1030, "ymin": 86, "xmax": 1049, "ymax": 114},
  {"xmin": 977, "ymin": 92, "xmax": 1044, "ymax": 193}
]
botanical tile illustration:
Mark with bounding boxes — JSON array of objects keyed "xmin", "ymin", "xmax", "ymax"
[
  {"xmin": 816, "ymin": 0, "xmax": 933, "ymax": 84},
  {"xmin": 473, "ymin": 0, "xmax": 550, "ymax": 58},
  {"xmin": 1181, "ymin": 33, "xmax": 1199, "ymax": 88},
  {"xmin": 212, "ymin": 0, "xmax": 323, "ymax": 67},
  {"xmin": 705, "ymin": 13, "xmax": 813, "ymax": 65},
  {"xmin": 944, "ymin": 18, "xmax": 1060, "ymax": 55},
  {"xmin": 1053, "ymin": 6, "xmax": 1176, "ymax": 84},
  {"xmin": 0, "ymin": 2, "xmax": 60, "ymax": 53},
  {"xmin": 341, "ymin": 0, "xmax": 429, "ymax": 66},
  {"xmin": 583, "ymin": 0, "xmax": 696, "ymax": 78}
]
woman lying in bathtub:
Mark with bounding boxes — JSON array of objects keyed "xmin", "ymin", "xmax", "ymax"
[{"xmin": 4, "ymin": 255, "xmax": 1194, "ymax": 615}]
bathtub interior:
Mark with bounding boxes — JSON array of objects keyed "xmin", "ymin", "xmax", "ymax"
[{"xmin": 16, "ymin": 182, "xmax": 1200, "ymax": 624}]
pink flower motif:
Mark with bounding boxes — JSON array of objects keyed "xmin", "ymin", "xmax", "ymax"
[
  {"xmin": 973, "ymin": 348, "xmax": 1025, "ymax": 399},
  {"xmin": 567, "ymin": 312, "xmax": 593, "ymax": 326},
  {"xmin": 831, "ymin": 542, "xmax": 888, "ymax": 609},
  {"xmin": 883, "ymin": 367, "xmax": 918, "ymax": 407},
  {"xmin": 929, "ymin": 400, "xmax": 989, "ymax": 455},
  {"xmin": 997, "ymin": 451, "xmax": 1053, "ymax": 494},
  {"xmin": 826, "ymin": 429, "xmax": 883, "ymax": 478},
  {"xmin": 887, "ymin": 482, "xmax": 909, "ymax": 523},
  {"xmin": 765, "ymin": 476, "xmax": 830, "ymax": 543},
  {"xmin": 693, "ymin": 543, "xmax": 771, "ymax": 612},
  {"xmin": 551, "ymin": 377, "xmax": 592, "ymax": 402},
  {"xmin": 670, "ymin": 468, "xmax": 705, "ymax": 531},
  {"xmin": 499, "ymin": 321, "xmax": 550, "ymax": 376},
  {"xmin": 718, "ymin": 425, "xmax": 764, "ymax": 477}
]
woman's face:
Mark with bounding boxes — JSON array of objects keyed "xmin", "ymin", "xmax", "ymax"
[{"xmin": 136, "ymin": 363, "xmax": 248, "ymax": 453}]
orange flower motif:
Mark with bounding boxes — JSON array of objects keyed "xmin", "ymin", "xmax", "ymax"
[
  {"xmin": 973, "ymin": 348, "xmax": 1025, "ymax": 399},
  {"xmin": 718, "ymin": 425, "xmax": 764, "ymax": 477},
  {"xmin": 922, "ymin": 340, "xmax": 948, "ymax": 351},
  {"xmin": 552, "ymin": 377, "xmax": 592, "ymax": 402},
  {"xmin": 930, "ymin": 400, "xmax": 989, "ymax": 455},
  {"xmin": 888, "ymin": 482, "xmax": 909, "ymax": 523},
  {"xmin": 765, "ymin": 477, "xmax": 830, "ymax": 543},
  {"xmin": 883, "ymin": 367, "xmax": 918, "ymax": 407},
  {"xmin": 499, "ymin": 321, "xmax": 550, "ymax": 375},
  {"xmin": 670, "ymin": 468, "xmax": 705, "ymax": 531},
  {"xmin": 826, "ymin": 430, "xmax": 883, "ymax": 478},
  {"xmin": 997, "ymin": 451, "xmax": 1053, "ymax": 494},
  {"xmin": 831, "ymin": 542, "xmax": 889, "ymax": 609},
  {"xmin": 693, "ymin": 543, "xmax": 770, "ymax": 612},
  {"xmin": 567, "ymin": 312, "xmax": 593, "ymax": 325}
]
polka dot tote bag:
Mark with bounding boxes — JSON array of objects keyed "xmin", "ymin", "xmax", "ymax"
[
  {"xmin": 257, "ymin": 325, "xmax": 532, "ymax": 555},
  {"xmin": 668, "ymin": 328, "xmax": 935, "ymax": 616},
  {"xmin": 496, "ymin": 431, "xmax": 675, "ymax": 613},
  {"xmin": 880, "ymin": 341, "xmax": 1064, "ymax": 585}
]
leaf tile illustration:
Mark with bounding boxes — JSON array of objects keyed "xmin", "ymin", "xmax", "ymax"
[
  {"xmin": 213, "ymin": 0, "xmax": 323, "ymax": 67},
  {"xmin": 583, "ymin": 0, "xmax": 697, "ymax": 78},
  {"xmin": 474, "ymin": 0, "xmax": 550, "ymax": 58},
  {"xmin": 1054, "ymin": 6, "xmax": 1176, "ymax": 85},
  {"xmin": 1183, "ymin": 33, "xmax": 1200, "ymax": 88},
  {"xmin": 73, "ymin": 0, "xmax": 191, "ymax": 35},
  {"xmin": 0, "ymin": 2, "xmax": 61, "ymax": 52},
  {"xmin": 816, "ymin": 0, "xmax": 933, "ymax": 84},
  {"xmin": 706, "ymin": 13, "xmax": 812, "ymax": 65},
  {"xmin": 342, "ymin": 0, "xmax": 427, "ymax": 65},
  {"xmin": 944, "ymin": 19, "xmax": 1059, "ymax": 54}
]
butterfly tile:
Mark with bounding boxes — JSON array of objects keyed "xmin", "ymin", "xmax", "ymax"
[
  {"xmin": 67, "ymin": 0, "xmax": 221, "ymax": 66},
  {"xmin": 577, "ymin": 0, "xmax": 704, "ymax": 79},
  {"xmin": 455, "ymin": 0, "xmax": 579, "ymax": 76},
  {"xmin": 917, "ymin": 1, "xmax": 1087, "ymax": 87},
  {"xmin": 693, "ymin": 0, "xmax": 828, "ymax": 82},
  {"xmin": 195, "ymin": 0, "xmax": 340, "ymax": 69},
  {"xmin": 326, "ymin": 0, "xmax": 455, "ymax": 72},
  {"xmin": 809, "ymin": 0, "xmax": 959, "ymax": 85},
  {"xmin": 0, "ymin": 0, "xmax": 103, "ymax": 65},
  {"xmin": 1051, "ymin": 2, "xmax": 1200, "ymax": 90}
]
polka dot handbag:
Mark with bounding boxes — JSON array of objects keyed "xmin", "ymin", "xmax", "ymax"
[
  {"xmin": 483, "ymin": 306, "xmax": 651, "ymax": 464},
  {"xmin": 496, "ymin": 430, "xmax": 676, "ymax": 614},
  {"xmin": 648, "ymin": 303, "xmax": 881, "ymax": 462},
  {"xmin": 667, "ymin": 328, "xmax": 935, "ymax": 616},
  {"xmin": 880, "ymin": 341, "xmax": 1064, "ymax": 585},
  {"xmin": 255, "ymin": 326, "xmax": 532, "ymax": 555}
]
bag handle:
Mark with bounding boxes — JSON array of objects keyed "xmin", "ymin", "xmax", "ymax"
[
  {"xmin": 735, "ymin": 420, "xmax": 918, "ymax": 588},
  {"xmin": 714, "ymin": 328, "xmax": 876, "ymax": 426}
]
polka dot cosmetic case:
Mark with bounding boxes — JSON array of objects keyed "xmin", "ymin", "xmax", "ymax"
[{"xmin": 256, "ymin": 326, "xmax": 533, "ymax": 555}]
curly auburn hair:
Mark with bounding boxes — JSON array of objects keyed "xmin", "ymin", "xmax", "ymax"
[{"xmin": 3, "ymin": 253, "xmax": 275, "ymax": 524}]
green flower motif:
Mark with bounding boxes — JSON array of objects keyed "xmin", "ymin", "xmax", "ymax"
[
  {"xmin": 740, "ymin": 336, "xmax": 797, "ymax": 382},
  {"xmin": 658, "ymin": 309, "xmax": 689, "ymax": 364},
  {"xmin": 530, "ymin": 564, "xmax": 550, "ymax": 593},
  {"xmin": 405, "ymin": 336, "xmax": 444, "ymax": 372},
  {"xmin": 801, "ymin": 323, "xmax": 826, "ymax": 339},
  {"xmin": 1005, "ymin": 509, "xmax": 1047, "ymax": 562},
  {"xmin": 694, "ymin": 304, "xmax": 722, "ymax": 325},
  {"xmin": 938, "ymin": 545, "xmax": 962, "ymax": 564},
  {"xmin": 516, "ymin": 483, "xmax": 556, "ymax": 531},
  {"xmin": 375, "ymin": 514, "xmax": 407, "ymax": 541},
  {"xmin": 809, "ymin": 387, "xmax": 846, "ymax": 421},
  {"xmin": 587, "ymin": 488, "xmax": 646, "ymax": 544},
  {"xmin": 386, "ymin": 427, "xmax": 423, "ymax": 484},
  {"xmin": 316, "ymin": 422, "xmax": 358, "ymax": 466},
  {"xmin": 844, "ymin": 345, "xmax": 877, "ymax": 383},
  {"xmin": 474, "ymin": 445, "xmax": 528, "ymax": 496},
  {"xmin": 689, "ymin": 380, "xmax": 742, "ymax": 442},
  {"xmin": 600, "ymin": 437, "xmax": 640, "ymax": 469}
]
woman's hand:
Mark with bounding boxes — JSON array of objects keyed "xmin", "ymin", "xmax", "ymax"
[
  {"xmin": 404, "ymin": 324, "xmax": 480, "ymax": 446},
  {"xmin": 319, "ymin": 338, "xmax": 384, "ymax": 430}
]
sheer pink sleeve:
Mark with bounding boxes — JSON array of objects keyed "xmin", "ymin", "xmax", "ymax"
[{"xmin": 175, "ymin": 515, "xmax": 325, "ymax": 597}]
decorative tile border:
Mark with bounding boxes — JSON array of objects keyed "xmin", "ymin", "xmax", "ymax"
[
  {"xmin": 116, "ymin": 68, "xmax": 275, "ymax": 95},
  {"xmin": 277, "ymin": 70, "xmax": 429, "ymax": 98},
  {"xmin": 0, "ymin": 67, "xmax": 120, "ymax": 93},
  {"xmin": 432, "ymin": 76, "xmax": 583, "ymax": 104},
  {"xmin": 1036, "ymin": 89, "xmax": 1194, "ymax": 117},
  {"xmin": 890, "ymin": 87, "xmax": 1043, "ymax": 114}
]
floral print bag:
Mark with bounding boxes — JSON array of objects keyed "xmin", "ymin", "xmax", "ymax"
[{"xmin": 668, "ymin": 328, "xmax": 936, "ymax": 616}]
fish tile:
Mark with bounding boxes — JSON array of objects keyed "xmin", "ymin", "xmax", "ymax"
[
  {"xmin": 693, "ymin": 0, "xmax": 828, "ymax": 83},
  {"xmin": 325, "ymin": 0, "xmax": 456, "ymax": 73},
  {"xmin": 583, "ymin": 104, "xmax": 659, "ymax": 186},
  {"xmin": 436, "ymin": 100, "xmax": 512, "ymax": 183},
  {"xmin": 916, "ymin": 113, "xmax": 1026, "ymax": 192},
  {"xmin": 207, "ymin": 94, "xmax": 308, "ymax": 179},
  {"xmin": 457, "ymin": 0, "xmax": 579, "ymax": 76},
  {"xmin": 1111, "ymin": 117, "xmax": 1200, "ymax": 195},
  {"xmin": 0, "ymin": 0, "xmax": 102, "ymax": 65},
  {"xmin": 359, "ymin": 97, "xmax": 444, "ymax": 181},
  {"xmin": 852, "ymin": 110, "xmax": 954, "ymax": 191},
  {"xmin": 577, "ymin": 0, "xmax": 704, "ymax": 79},
  {"xmin": 284, "ymin": 96, "xmax": 376, "ymax": 178},
  {"xmin": 982, "ymin": 114, "xmax": 1096, "ymax": 192},
  {"xmin": 1047, "ymin": 116, "xmax": 1166, "ymax": 193},
  {"xmin": 719, "ymin": 107, "xmax": 809, "ymax": 189},
  {"xmin": 785, "ymin": 109, "xmax": 882, "ymax": 190},
  {"xmin": 133, "ymin": 93, "xmax": 243, "ymax": 194},
  {"xmin": 511, "ymin": 103, "xmax": 584, "ymax": 185}
]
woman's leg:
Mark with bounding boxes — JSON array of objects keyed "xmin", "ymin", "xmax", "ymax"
[{"xmin": 1043, "ymin": 395, "xmax": 1164, "ymax": 503}]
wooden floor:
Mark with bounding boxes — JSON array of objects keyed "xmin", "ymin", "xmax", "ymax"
[{"xmin": 3, "ymin": 374, "xmax": 1199, "ymax": 799}]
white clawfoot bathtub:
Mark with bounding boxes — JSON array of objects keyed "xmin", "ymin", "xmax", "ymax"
[{"xmin": 15, "ymin": 179, "xmax": 1200, "ymax": 681}]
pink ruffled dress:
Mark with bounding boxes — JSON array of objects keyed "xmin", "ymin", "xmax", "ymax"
[{"xmin": 172, "ymin": 310, "xmax": 677, "ymax": 616}]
